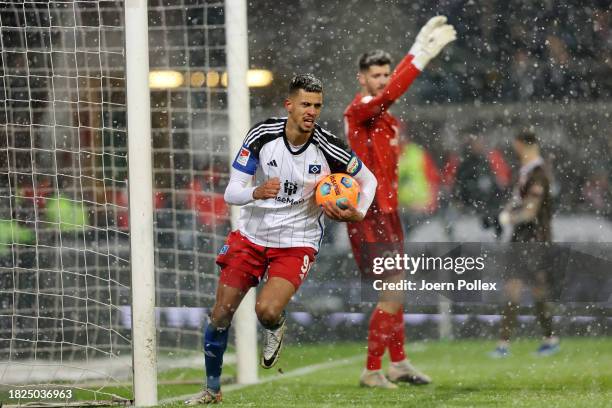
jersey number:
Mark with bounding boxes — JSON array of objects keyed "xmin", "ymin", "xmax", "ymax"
[{"xmin": 299, "ymin": 255, "xmax": 312, "ymax": 280}]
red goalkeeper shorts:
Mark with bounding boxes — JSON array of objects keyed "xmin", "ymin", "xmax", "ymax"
[
  {"xmin": 347, "ymin": 208, "xmax": 404, "ymax": 276},
  {"xmin": 216, "ymin": 230, "xmax": 316, "ymax": 292}
]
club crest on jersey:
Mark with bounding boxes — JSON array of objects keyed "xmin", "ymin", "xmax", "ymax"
[
  {"xmin": 308, "ymin": 164, "xmax": 321, "ymax": 174},
  {"xmin": 236, "ymin": 147, "xmax": 250, "ymax": 166},
  {"xmin": 346, "ymin": 156, "xmax": 361, "ymax": 175},
  {"xmin": 219, "ymin": 244, "xmax": 229, "ymax": 255}
]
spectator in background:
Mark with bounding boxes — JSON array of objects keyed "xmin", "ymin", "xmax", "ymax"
[
  {"xmin": 44, "ymin": 191, "xmax": 88, "ymax": 233},
  {"xmin": 397, "ymin": 141, "xmax": 441, "ymax": 216},
  {"xmin": 454, "ymin": 131, "xmax": 510, "ymax": 238},
  {"xmin": 581, "ymin": 170, "xmax": 612, "ymax": 218},
  {"xmin": 510, "ymin": 49, "xmax": 544, "ymax": 101},
  {"xmin": 185, "ymin": 175, "xmax": 230, "ymax": 234},
  {"xmin": 544, "ymin": 34, "xmax": 572, "ymax": 99},
  {"xmin": 592, "ymin": 6, "xmax": 612, "ymax": 97},
  {"xmin": 0, "ymin": 218, "xmax": 35, "ymax": 258}
]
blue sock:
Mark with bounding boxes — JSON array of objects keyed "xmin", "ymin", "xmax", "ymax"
[{"xmin": 203, "ymin": 322, "xmax": 229, "ymax": 392}]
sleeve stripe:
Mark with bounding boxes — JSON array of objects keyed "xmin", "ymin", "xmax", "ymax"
[
  {"xmin": 313, "ymin": 134, "xmax": 351, "ymax": 164},
  {"xmin": 313, "ymin": 134, "xmax": 351, "ymax": 163},
  {"xmin": 318, "ymin": 126, "xmax": 352, "ymax": 148},
  {"xmin": 245, "ymin": 119, "xmax": 284, "ymax": 140},
  {"xmin": 315, "ymin": 128, "xmax": 353, "ymax": 161},
  {"xmin": 245, "ymin": 121, "xmax": 283, "ymax": 141},
  {"xmin": 244, "ymin": 123, "xmax": 284, "ymax": 146},
  {"xmin": 313, "ymin": 130, "xmax": 352, "ymax": 162}
]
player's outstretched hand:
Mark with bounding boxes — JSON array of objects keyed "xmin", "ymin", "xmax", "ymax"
[
  {"xmin": 253, "ymin": 177, "xmax": 281, "ymax": 200},
  {"xmin": 321, "ymin": 201, "xmax": 364, "ymax": 222},
  {"xmin": 411, "ymin": 21, "xmax": 457, "ymax": 70},
  {"xmin": 409, "ymin": 15, "xmax": 447, "ymax": 56},
  {"xmin": 426, "ymin": 24, "xmax": 457, "ymax": 57}
]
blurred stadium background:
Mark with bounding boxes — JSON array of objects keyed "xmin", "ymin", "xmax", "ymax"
[{"xmin": 0, "ymin": 0, "xmax": 611, "ymax": 405}]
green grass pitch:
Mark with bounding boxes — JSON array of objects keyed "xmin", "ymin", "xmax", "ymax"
[
  {"xmin": 159, "ymin": 337, "xmax": 612, "ymax": 407},
  {"xmin": 2, "ymin": 337, "xmax": 611, "ymax": 407}
]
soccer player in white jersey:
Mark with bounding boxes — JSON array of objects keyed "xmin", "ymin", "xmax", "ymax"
[{"xmin": 186, "ymin": 74, "xmax": 377, "ymax": 405}]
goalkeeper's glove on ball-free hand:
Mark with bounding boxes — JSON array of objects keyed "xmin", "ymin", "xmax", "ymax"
[
  {"xmin": 409, "ymin": 15, "xmax": 448, "ymax": 56},
  {"xmin": 411, "ymin": 23, "xmax": 457, "ymax": 70}
]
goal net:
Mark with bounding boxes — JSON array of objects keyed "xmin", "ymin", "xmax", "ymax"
[{"xmin": 0, "ymin": 0, "xmax": 242, "ymax": 405}]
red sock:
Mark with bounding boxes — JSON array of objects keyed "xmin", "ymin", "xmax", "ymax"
[
  {"xmin": 366, "ymin": 307, "xmax": 395, "ymax": 370},
  {"xmin": 389, "ymin": 310, "xmax": 406, "ymax": 362}
]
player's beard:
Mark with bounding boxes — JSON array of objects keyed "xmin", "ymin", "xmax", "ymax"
[
  {"xmin": 300, "ymin": 118, "xmax": 315, "ymax": 134},
  {"xmin": 373, "ymin": 85, "xmax": 385, "ymax": 96},
  {"xmin": 365, "ymin": 79, "xmax": 383, "ymax": 97},
  {"xmin": 298, "ymin": 124, "xmax": 313, "ymax": 134}
]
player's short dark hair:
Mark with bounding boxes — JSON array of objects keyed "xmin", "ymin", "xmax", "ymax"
[
  {"xmin": 289, "ymin": 74, "xmax": 323, "ymax": 95},
  {"xmin": 358, "ymin": 50, "xmax": 392, "ymax": 72},
  {"xmin": 515, "ymin": 130, "xmax": 539, "ymax": 146}
]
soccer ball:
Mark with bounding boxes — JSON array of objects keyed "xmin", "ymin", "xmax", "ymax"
[{"xmin": 315, "ymin": 173, "xmax": 360, "ymax": 210}]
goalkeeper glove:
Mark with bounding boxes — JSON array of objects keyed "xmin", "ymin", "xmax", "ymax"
[
  {"xmin": 409, "ymin": 15, "xmax": 448, "ymax": 56},
  {"xmin": 411, "ymin": 23, "xmax": 457, "ymax": 70}
]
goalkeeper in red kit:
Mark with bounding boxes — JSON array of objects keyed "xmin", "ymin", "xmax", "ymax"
[{"xmin": 344, "ymin": 16, "xmax": 456, "ymax": 388}]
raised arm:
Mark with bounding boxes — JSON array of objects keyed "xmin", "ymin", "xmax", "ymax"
[
  {"xmin": 346, "ymin": 16, "xmax": 456, "ymax": 124},
  {"xmin": 345, "ymin": 63, "xmax": 422, "ymax": 123}
]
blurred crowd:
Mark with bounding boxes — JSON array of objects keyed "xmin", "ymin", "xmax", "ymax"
[
  {"xmin": 5, "ymin": 131, "xmax": 609, "ymax": 254},
  {"xmin": 419, "ymin": 0, "xmax": 612, "ymax": 103},
  {"xmin": 397, "ymin": 127, "xmax": 612, "ymax": 237}
]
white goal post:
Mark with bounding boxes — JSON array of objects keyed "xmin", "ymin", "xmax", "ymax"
[
  {"xmin": 225, "ymin": 0, "xmax": 258, "ymax": 386},
  {"xmin": 126, "ymin": 0, "xmax": 260, "ymax": 400},
  {"xmin": 124, "ymin": 0, "xmax": 157, "ymax": 406}
]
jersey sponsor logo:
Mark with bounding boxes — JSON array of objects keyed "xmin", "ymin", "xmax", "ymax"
[
  {"xmin": 275, "ymin": 196, "xmax": 305, "ymax": 206},
  {"xmin": 308, "ymin": 164, "xmax": 321, "ymax": 174},
  {"xmin": 284, "ymin": 180, "xmax": 298, "ymax": 196},
  {"xmin": 267, "ymin": 159, "xmax": 278, "ymax": 167},
  {"xmin": 236, "ymin": 147, "xmax": 250, "ymax": 166},
  {"xmin": 219, "ymin": 244, "xmax": 229, "ymax": 255},
  {"xmin": 346, "ymin": 155, "xmax": 362, "ymax": 175}
]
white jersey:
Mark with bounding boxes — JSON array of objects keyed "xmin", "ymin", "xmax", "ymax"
[{"xmin": 231, "ymin": 117, "xmax": 363, "ymax": 250}]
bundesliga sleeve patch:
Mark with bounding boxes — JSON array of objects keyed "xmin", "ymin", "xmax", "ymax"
[
  {"xmin": 346, "ymin": 155, "xmax": 362, "ymax": 176},
  {"xmin": 232, "ymin": 146, "xmax": 258, "ymax": 175}
]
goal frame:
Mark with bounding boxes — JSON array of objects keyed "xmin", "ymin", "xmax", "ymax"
[
  {"xmin": 124, "ymin": 0, "xmax": 158, "ymax": 406},
  {"xmin": 124, "ymin": 0, "xmax": 258, "ymax": 406}
]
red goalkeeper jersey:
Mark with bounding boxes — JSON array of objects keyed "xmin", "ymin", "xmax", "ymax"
[{"xmin": 344, "ymin": 54, "xmax": 421, "ymax": 213}]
